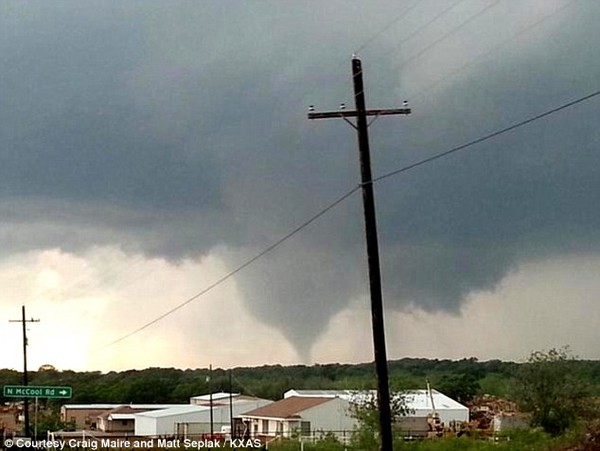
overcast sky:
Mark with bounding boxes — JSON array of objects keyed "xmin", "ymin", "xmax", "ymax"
[{"xmin": 1, "ymin": 0, "xmax": 599, "ymax": 372}]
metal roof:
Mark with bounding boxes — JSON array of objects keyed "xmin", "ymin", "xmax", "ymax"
[
  {"xmin": 242, "ymin": 397, "xmax": 334, "ymax": 419},
  {"xmin": 189, "ymin": 392, "xmax": 239, "ymax": 401},
  {"xmin": 135, "ymin": 405, "xmax": 209, "ymax": 418},
  {"xmin": 403, "ymin": 390, "xmax": 468, "ymax": 411},
  {"xmin": 98, "ymin": 405, "xmax": 157, "ymax": 420},
  {"xmin": 62, "ymin": 404, "xmax": 182, "ymax": 410},
  {"xmin": 107, "ymin": 413, "xmax": 136, "ymax": 420},
  {"xmin": 284, "ymin": 389, "xmax": 468, "ymax": 411}
]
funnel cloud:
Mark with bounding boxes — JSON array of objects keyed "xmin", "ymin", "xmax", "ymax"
[{"xmin": 1, "ymin": 1, "xmax": 600, "ymax": 363}]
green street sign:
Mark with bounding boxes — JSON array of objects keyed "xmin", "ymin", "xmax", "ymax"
[{"xmin": 3, "ymin": 385, "xmax": 72, "ymax": 399}]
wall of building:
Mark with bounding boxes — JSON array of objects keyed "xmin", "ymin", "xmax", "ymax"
[
  {"xmin": 492, "ymin": 414, "xmax": 529, "ymax": 432},
  {"xmin": 60, "ymin": 407, "xmax": 111, "ymax": 430},
  {"xmin": 245, "ymin": 418, "xmax": 280, "ymax": 437},
  {"xmin": 0, "ymin": 407, "xmax": 20, "ymax": 434},
  {"xmin": 98, "ymin": 418, "xmax": 135, "ymax": 433},
  {"xmin": 397, "ymin": 417, "xmax": 429, "ymax": 437},
  {"xmin": 302, "ymin": 398, "xmax": 357, "ymax": 436},
  {"xmin": 410, "ymin": 407, "xmax": 469, "ymax": 424},
  {"xmin": 243, "ymin": 399, "xmax": 357, "ymax": 441},
  {"xmin": 175, "ymin": 421, "xmax": 229, "ymax": 437},
  {"xmin": 135, "ymin": 415, "xmax": 158, "ymax": 437},
  {"xmin": 136, "ymin": 411, "xmax": 214, "ymax": 437}
]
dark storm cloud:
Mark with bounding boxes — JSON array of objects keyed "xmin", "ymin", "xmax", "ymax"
[
  {"xmin": 224, "ymin": 0, "xmax": 600, "ymax": 356},
  {"xmin": 2, "ymin": 1, "xmax": 600, "ymax": 357},
  {"xmin": 0, "ymin": 3, "xmax": 221, "ymax": 211}
]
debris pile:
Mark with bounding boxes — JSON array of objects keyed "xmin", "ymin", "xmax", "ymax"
[{"xmin": 466, "ymin": 395, "xmax": 525, "ymax": 433}]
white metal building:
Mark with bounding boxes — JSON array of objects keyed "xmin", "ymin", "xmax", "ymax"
[
  {"xmin": 60, "ymin": 404, "xmax": 182, "ymax": 430},
  {"xmin": 403, "ymin": 389, "xmax": 469, "ymax": 424},
  {"xmin": 284, "ymin": 388, "xmax": 469, "ymax": 425},
  {"xmin": 135, "ymin": 405, "xmax": 209, "ymax": 437},
  {"xmin": 190, "ymin": 392, "xmax": 239, "ymax": 405},
  {"xmin": 189, "ymin": 392, "xmax": 271, "ymax": 410},
  {"xmin": 134, "ymin": 397, "xmax": 273, "ymax": 437}
]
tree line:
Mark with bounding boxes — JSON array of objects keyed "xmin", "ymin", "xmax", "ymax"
[{"xmin": 1, "ymin": 355, "xmax": 598, "ymax": 407}]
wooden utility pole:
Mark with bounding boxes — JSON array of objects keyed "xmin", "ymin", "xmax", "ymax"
[
  {"xmin": 308, "ymin": 56, "xmax": 410, "ymax": 451},
  {"xmin": 209, "ymin": 364, "xmax": 214, "ymax": 437},
  {"xmin": 228, "ymin": 370, "xmax": 234, "ymax": 438},
  {"xmin": 9, "ymin": 306, "xmax": 40, "ymax": 438}
]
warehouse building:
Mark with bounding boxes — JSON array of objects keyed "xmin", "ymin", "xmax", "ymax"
[
  {"xmin": 284, "ymin": 388, "xmax": 469, "ymax": 425},
  {"xmin": 60, "ymin": 404, "xmax": 180, "ymax": 430},
  {"xmin": 134, "ymin": 394, "xmax": 272, "ymax": 438}
]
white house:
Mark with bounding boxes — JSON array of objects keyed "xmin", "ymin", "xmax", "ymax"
[{"xmin": 239, "ymin": 396, "xmax": 357, "ymax": 442}]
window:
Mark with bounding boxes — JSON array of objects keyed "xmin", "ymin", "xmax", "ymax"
[
  {"xmin": 300, "ymin": 421, "xmax": 310, "ymax": 436},
  {"xmin": 262, "ymin": 420, "xmax": 269, "ymax": 434}
]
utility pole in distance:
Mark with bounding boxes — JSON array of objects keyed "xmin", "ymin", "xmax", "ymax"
[
  {"xmin": 308, "ymin": 55, "xmax": 410, "ymax": 451},
  {"xmin": 9, "ymin": 305, "xmax": 40, "ymax": 438}
]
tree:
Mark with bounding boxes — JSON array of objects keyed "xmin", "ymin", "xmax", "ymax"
[
  {"xmin": 34, "ymin": 410, "xmax": 74, "ymax": 438},
  {"xmin": 514, "ymin": 347, "xmax": 591, "ymax": 435},
  {"xmin": 437, "ymin": 373, "xmax": 480, "ymax": 404},
  {"xmin": 349, "ymin": 391, "xmax": 412, "ymax": 449}
]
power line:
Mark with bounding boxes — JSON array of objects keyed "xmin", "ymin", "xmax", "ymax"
[
  {"xmin": 309, "ymin": 0, "xmax": 426, "ymax": 104},
  {"xmin": 406, "ymin": 0, "xmax": 576, "ymax": 102},
  {"xmin": 374, "ymin": 89, "xmax": 600, "ymax": 183},
  {"xmin": 383, "ymin": 0, "xmax": 468, "ymax": 60},
  {"xmin": 68, "ymin": 4, "xmax": 480, "ymax": 311},
  {"xmin": 28, "ymin": 0, "xmax": 426, "ymax": 324},
  {"xmin": 99, "ymin": 186, "xmax": 360, "ymax": 349},
  {"xmin": 311, "ymin": 0, "xmax": 468, "ymax": 107},
  {"xmin": 96, "ymin": 0, "xmax": 508, "ymax": 347},
  {"xmin": 353, "ymin": 0, "xmax": 422, "ymax": 55},
  {"xmin": 347, "ymin": 0, "xmax": 469, "ymax": 103},
  {"xmin": 61, "ymin": 0, "xmax": 433, "ymax": 335},
  {"xmin": 391, "ymin": 0, "xmax": 502, "ymax": 73},
  {"xmin": 101, "ymin": 88, "xmax": 600, "ymax": 349},
  {"xmin": 361, "ymin": 0, "xmax": 573, "ymax": 114},
  {"xmin": 231, "ymin": 373, "xmax": 260, "ymax": 399}
]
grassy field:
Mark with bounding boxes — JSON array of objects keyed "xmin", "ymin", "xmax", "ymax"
[{"xmin": 258, "ymin": 429, "xmax": 585, "ymax": 451}]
